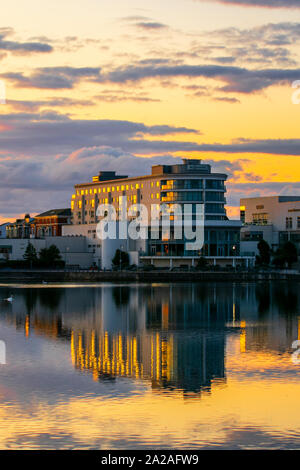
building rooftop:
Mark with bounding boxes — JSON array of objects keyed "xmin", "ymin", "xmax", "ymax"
[
  {"xmin": 35, "ymin": 208, "xmax": 71, "ymax": 218},
  {"xmin": 76, "ymin": 159, "xmax": 227, "ymax": 187},
  {"xmin": 241, "ymin": 196, "xmax": 300, "ymax": 203}
]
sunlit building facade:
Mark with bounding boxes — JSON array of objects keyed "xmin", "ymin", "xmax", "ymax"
[{"xmin": 69, "ymin": 159, "xmax": 246, "ymax": 267}]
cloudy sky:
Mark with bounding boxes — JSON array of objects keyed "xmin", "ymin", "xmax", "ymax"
[{"xmin": 1, "ymin": 0, "xmax": 300, "ymax": 222}]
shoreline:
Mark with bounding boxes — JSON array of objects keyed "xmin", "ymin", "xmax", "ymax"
[{"xmin": 0, "ymin": 269, "xmax": 299, "ymax": 283}]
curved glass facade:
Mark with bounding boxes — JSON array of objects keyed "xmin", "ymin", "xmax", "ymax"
[{"xmin": 161, "ymin": 191, "xmax": 203, "ymax": 202}]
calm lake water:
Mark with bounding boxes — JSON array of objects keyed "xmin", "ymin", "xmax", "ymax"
[{"xmin": 0, "ymin": 281, "xmax": 299, "ymax": 449}]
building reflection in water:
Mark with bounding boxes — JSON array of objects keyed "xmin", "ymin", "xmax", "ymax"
[{"xmin": 0, "ymin": 282, "xmax": 300, "ymax": 397}]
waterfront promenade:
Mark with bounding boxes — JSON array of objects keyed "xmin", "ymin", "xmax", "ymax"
[{"xmin": 0, "ymin": 268, "xmax": 299, "ymax": 283}]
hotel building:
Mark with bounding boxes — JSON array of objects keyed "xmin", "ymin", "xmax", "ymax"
[{"xmin": 66, "ymin": 159, "xmax": 250, "ymax": 268}]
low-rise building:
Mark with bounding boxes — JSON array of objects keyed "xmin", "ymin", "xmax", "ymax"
[
  {"xmin": 0, "ymin": 223, "xmax": 9, "ymax": 238},
  {"xmin": 32, "ymin": 208, "xmax": 72, "ymax": 238},
  {"xmin": 240, "ymin": 196, "xmax": 300, "ymax": 256},
  {"xmin": 0, "ymin": 236, "xmax": 93, "ymax": 268},
  {"xmin": 6, "ymin": 209, "xmax": 71, "ymax": 239},
  {"xmin": 6, "ymin": 214, "xmax": 34, "ymax": 239}
]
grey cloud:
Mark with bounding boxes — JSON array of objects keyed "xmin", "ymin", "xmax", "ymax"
[
  {"xmin": 192, "ymin": 139, "xmax": 300, "ymax": 155},
  {"xmin": 100, "ymin": 63, "xmax": 300, "ymax": 93},
  {"xmin": 2, "ymin": 67, "xmax": 101, "ymax": 89},
  {"xmin": 0, "ymin": 114, "xmax": 199, "ymax": 155},
  {"xmin": 213, "ymin": 96, "xmax": 240, "ymax": 103},
  {"xmin": 7, "ymin": 98, "xmax": 95, "ymax": 111},
  {"xmin": 135, "ymin": 22, "xmax": 168, "ymax": 30},
  {"xmin": 191, "ymin": 22, "xmax": 300, "ymax": 68},
  {"xmin": 208, "ymin": 0, "xmax": 300, "ymax": 8},
  {"xmin": 0, "ymin": 149, "xmax": 241, "ymax": 218},
  {"xmin": 0, "ymin": 28, "xmax": 52, "ymax": 53}
]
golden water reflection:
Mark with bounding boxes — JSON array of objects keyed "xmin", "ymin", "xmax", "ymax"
[{"xmin": 0, "ymin": 282, "xmax": 299, "ymax": 448}]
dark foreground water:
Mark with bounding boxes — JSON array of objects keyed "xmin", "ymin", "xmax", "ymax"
[{"xmin": 0, "ymin": 281, "xmax": 299, "ymax": 449}]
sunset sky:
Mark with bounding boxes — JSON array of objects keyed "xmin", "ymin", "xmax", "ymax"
[{"xmin": 1, "ymin": 0, "xmax": 300, "ymax": 222}]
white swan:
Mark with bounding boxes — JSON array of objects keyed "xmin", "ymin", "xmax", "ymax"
[{"xmin": 4, "ymin": 295, "xmax": 13, "ymax": 302}]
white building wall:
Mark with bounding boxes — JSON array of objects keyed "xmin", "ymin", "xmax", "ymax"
[
  {"xmin": 62, "ymin": 224, "xmax": 101, "ymax": 267},
  {"xmin": 0, "ymin": 239, "xmax": 45, "ymax": 260}
]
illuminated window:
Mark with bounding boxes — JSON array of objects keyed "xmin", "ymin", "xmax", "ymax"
[
  {"xmin": 94, "ymin": 189, "xmax": 97, "ymax": 194},
  {"xmin": 121, "ymin": 185, "xmax": 125, "ymax": 190},
  {"xmin": 85, "ymin": 190, "xmax": 88, "ymax": 195},
  {"xmin": 98, "ymin": 188, "xmax": 101, "ymax": 193},
  {"xmin": 156, "ymin": 193, "xmax": 159, "ymax": 199},
  {"xmin": 112, "ymin": 187, "xmax": 115, "ymax": 192},
  {"xmin": 151, "ymin": 194, "xmax": 154, "ymax": 199},
  {"xmin": 81, "ymin": 190, "xmax": 84, "ymax": 195},
  {"xmin": 117, "ymin": 186, "xmax": 119, "ymax": 191},
  {"xmin": 136, "ymin": 184, "xmax": 139, "ymax": 189},
  {"xmin": 103, "ymin": 188, "xmax": 106, "ymax": 193},
  {"xmin": 156, "ymin": 181, "xmax": 160, "ymax": 187},
  {"xmin": 126, "ymin": 185, "xmax": 129, "ymax": 190}
]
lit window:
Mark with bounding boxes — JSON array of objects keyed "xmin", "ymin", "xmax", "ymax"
[{"xmin": 156, "ymin": 181, "xmax": 160, "ymax": 187}]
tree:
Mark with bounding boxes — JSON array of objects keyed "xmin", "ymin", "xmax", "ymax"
[
  {"xmin": 256, "ymin": 239, "xmax": 271, "ymax": 265},
  {"xmin": 282, "ymin": 241, "xmax": 298, "ymax": 268},
  {"xmin": 39, "ymin": 245, "xmax": 63, "ymax": 267},
  {"xmin": 273, "ymin": 241, "xmax": 298, "ymax": 268},
  {"xmin": 112, "ymin": 249, "xmax": 129, "ymax": 269},
  {"xmin": 23, "ymin": 243, "xmax": 38, "ymax": 268},
  {"xmin": 196, "ymin": 257, "xmax": 207, "ymax": 270}
]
